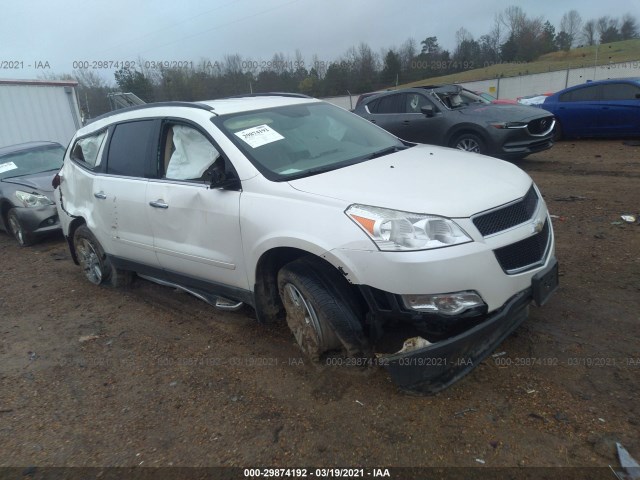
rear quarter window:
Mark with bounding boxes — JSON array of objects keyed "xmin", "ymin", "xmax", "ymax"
[{"xmin": 70, "ymin": 130, "xmax": 107, "ymax": 169}]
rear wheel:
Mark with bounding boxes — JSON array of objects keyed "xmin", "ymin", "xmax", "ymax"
[
  {"xmin": 452, "ymin": 133, "xmax": 485, "ymax": 154},
  {"xmin": 73, "ymin": 225, "xmax": 132, "ymax": 287},
  {"xmin": 7, "ymin": 208, "xmax": 34, "ymax": 247},
  {"xmin": 277, "ymin": 257, "xmax": 370, "ymax": 362}
]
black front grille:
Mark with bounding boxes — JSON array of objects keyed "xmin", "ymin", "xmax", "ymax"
[
  {"xmin": 494, "ymin": 219, "xmax": 550, "ymax": 273},
  {"xmin": 527, "ymin": 116, "xmax": 554, "ymax": 135},
  {"xmin": 473, "ymin": 186, "xmax": 538, "ymax": 236}
]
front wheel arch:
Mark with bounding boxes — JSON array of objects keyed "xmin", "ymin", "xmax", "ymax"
[
  {"xmin": 277, "ymin": 256, "xmax": 371, "ymax": 361},
  {"xmin": 253, "ymin": 247, "xmax": 367, "ymax": 323}
]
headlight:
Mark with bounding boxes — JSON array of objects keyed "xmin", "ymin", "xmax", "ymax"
[
  {"xmin": 490, "ymin": 121, "xmax": 528, "ymax": 129},
  {"xmin": 346, "ymin": 204, "xmax": 472, "ymax": 251},
  {"xmin": 402, "ymin": 291, "xmax": 485, "ymax": 315},
  {"xmin": 15, "ymin": 190, "xmax": 54, "ymax": 207}
]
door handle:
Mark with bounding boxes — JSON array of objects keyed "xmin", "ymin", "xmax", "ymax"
[
  {"xmin": 402, "ymin": 120, "xmax": 410, "ymax": 125},
  {"xmin": 149, "ymin": 200, "xmax": 169, "ymax": 209},
  {"xmin": 370, "ymin": 119, "xmax": 377, "ymax": 124},
  {"xmin": 94, "ymin": 192, "xmax": 107, "ymax": 199}
]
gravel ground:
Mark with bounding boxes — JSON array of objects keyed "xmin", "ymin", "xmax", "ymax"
[{"xmin": 1, "ymin": 139, "xmax": 639, "ymax": 474}]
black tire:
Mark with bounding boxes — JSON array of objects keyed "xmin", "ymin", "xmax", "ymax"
[
  {"xmin": 7, "ymin": 208, "xmax": 34, "ymax": 246},
  {"xmin": 72, "ymin": 225, "xmax": 132, "ymax": 287},
  {"xmin": 452, "ymin": 133, "xmax": 485, "ymax": 154},
  {"xmin": 277, "ymin": 257, "xmax": 370, "ymax": 362},
  {"xmin": 553, "ymin": 120, "xmax": 563, "ymax": 141}
]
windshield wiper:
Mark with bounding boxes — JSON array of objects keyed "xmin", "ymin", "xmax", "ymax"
[{"xmin": 366, "ymin": 145, "xmax": 408, "ymax": 160}]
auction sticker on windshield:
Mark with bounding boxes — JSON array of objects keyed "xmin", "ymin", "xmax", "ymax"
[
  {"xmin": 0, "ymin": 162, "xmax": 18, "ymax": 174},
  {"xmin": 235, "ymin": 124, "xmax": 284, "ymax": 148}
]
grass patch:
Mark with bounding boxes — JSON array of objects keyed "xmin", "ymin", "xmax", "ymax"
[{"xmin": 398, "ymin": 39, "xmax": 640, "ymax": 88}]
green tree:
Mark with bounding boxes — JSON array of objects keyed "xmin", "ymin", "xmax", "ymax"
[
  {"xmin": 555, "ymin": 31, "xmax": 572, "ymax": 52},
  {"xmin": 420, "ymin": 36, "xmax": 440, "ymax": 55},
  {"xmin": 114, "ymin": 68, "xmax": 154, "ymax": 102},
  {"xmin": 620, "ymin": 14, "xmax": 639, "ymax": 40},
  {"xmin": 541, "ymin": 21, "xmax": 557, "ymax": 53},
  {"xmin": 380, "ymin": 49, "xmax": 401, "ymax": 87}
]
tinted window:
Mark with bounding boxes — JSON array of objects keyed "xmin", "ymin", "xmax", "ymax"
[
  {"xmin": 369, "ymin": 94, "xmax": 403, "ymax": 114},
  {"xmin": 106, "ymin": 120, "xmax": 154, "ymax": 177},
  {"xmin": 601, "ymin": 83, "xmax": 640, "ymax": 100},
  {"xmin": 560, "ymin": 85, "xmax": 599, "ymax": 102},
  {"xmin": 161, "ymin": 123, "xmax": 221, "ymax": 181},
  {"xmin": 404, "ymin": 93, "xmax": 432, "ymax": 113},
  {"xmin": 71, "ymin": 131, "xmax": 107, "ymax": 169}
]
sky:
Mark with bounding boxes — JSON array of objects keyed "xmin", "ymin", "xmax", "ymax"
[{"xmin": 2, "ymin": 0, "xmax": 639, "ymax": 83}]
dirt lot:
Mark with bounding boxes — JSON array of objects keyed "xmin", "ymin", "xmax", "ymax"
[{"xmin": 1, "ymin": 139, "xmax": 639, "ymax": 473}]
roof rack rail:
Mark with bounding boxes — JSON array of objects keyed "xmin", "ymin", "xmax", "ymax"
[
  {"xmin": 223, "ymin": 92, "xmax": 311, "ymax": 99},
  {"xmin": 88, "ymin": 101, "xmax": 214, "ymax": 123}
]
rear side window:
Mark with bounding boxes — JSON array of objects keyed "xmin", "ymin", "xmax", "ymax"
[
  {"xmin": 601, "ymin": 83, "xmax": 640, "ymax": 100},
  {"xmin": 560, "ymin": 85, "xmax": 599, "ymax": 102},
  {"xmin": 106, "ymin": 120, "xmax": 154, "ymax": 177},
  {"xmin": 70, "ymin": 130, "xmax": 107, "ymax": 169},
  {"xmin": 404, "ymin": 93, "xmax": 432, "ymax": 113},
  {"xmin": 368, "ymin": 94, "xmax": 403, "ymax": 114}
]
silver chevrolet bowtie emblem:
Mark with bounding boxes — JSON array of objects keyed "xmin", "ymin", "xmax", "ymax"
[{"xmin": 532, "ymin": 219, "xmax": 544, "ymax": 234}]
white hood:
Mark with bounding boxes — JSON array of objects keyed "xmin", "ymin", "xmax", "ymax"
[{"xmin": 288, "ymin": 144, "xmax": 533, "ymax": 218}]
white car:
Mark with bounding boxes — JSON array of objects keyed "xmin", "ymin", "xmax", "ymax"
[{"xmin": 53, "ymin": 94, "xmax": 558, "ymax": 393}]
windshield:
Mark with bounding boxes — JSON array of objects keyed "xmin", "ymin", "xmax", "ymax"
[
  {"xmin": 214, "ymin": 102, "xmax": 406, "ymax": 180},
  {"xmin": 0, "ymin": 145, "xmax": 65, "ymax": 180}
]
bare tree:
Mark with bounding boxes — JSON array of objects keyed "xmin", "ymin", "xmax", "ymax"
[
  {"xmin": 501, "ymin": 5, "xmax": 527, "ymax": 37},
  {"xmin": 311, "ymin": 53, "xmax": 327, "ymax": 79},
  {"xmin": 73, "ymin": 69, "xmax": 108, "ymax": 88},
  {"xmin": 582, "ymin": 20, "xmax": 598, "ymax": 46},
  {"xmin": 223, "ymin": 54, "xmax": 243, "ymax": 75},
  {"xmin": 398, "ymin": 37, "xmax": 417, "ymax": 71},
  {"xmin": 559, "ymin": 10, "xmax": 582, "ymax": 47}
]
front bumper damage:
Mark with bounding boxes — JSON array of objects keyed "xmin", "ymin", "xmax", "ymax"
[
  {"xmin": 372, "ymin": 258, "xmax": 559, "ymax": 394},
  {"xmin": 11, "ymin": 205, "xmax": 60, "ymax": 236}
]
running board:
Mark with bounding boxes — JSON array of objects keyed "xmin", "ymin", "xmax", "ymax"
[
  {"xmin": 137, "ymin": 274, "xmax": 244, "ymax": 311},
  {"xmin": 215, "ymin": 298, "xmax": 244, "ymax": 311}
]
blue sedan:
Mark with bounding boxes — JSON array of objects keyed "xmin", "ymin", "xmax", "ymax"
[{"xmin": 541, "ymin": 78, "xmax": 640, "ymax": 139}]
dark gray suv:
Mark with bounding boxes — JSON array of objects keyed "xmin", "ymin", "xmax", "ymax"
[{"xmin": 353, "ymin": 85, "xmax": 555, "ymax": 160}]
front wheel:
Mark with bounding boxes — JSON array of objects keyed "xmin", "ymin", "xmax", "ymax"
[
  {"xmin": 452, "ymin": 133, "xmax": 485, "ymax": 154},
  {"xmin": 277, "ymin": 258, "xmax": 370, "ymax": 362},
  {"xmin": 553, "ymin": 121, "xmax": 563, "ymax": 141},
  {"xmin": 7, "ymin": 208, "xmax": 34, "ymax": 246}
]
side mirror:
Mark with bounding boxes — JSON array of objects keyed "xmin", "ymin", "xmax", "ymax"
[
  {"xmin": 421, "ymin": 105, "xmax": 435, "ymax": 117},
  {"xmin": 206, "ymin": 159, "xmax": 241, "ymax": 190}
]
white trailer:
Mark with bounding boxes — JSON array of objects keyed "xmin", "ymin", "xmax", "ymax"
[{"xmin": 0, "ymin": 79, "xmax": 82, "ymax": 148}]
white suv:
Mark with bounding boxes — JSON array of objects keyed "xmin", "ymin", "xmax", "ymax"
[{"xmin": 54, "ymin": 94, "xmax": 558, "ymax": 394}]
